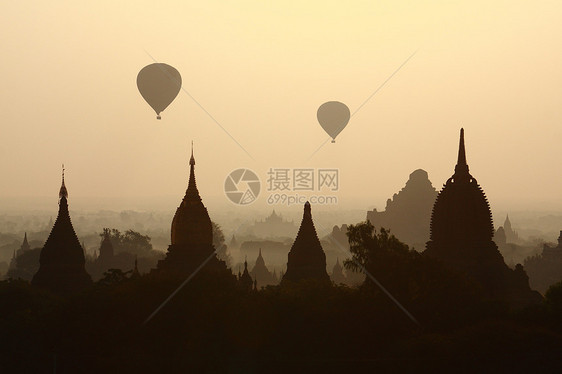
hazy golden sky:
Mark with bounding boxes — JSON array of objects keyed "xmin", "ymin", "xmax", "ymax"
[{"xmin": 1, "ymin": 1, "xmax": 561, "ymax": 213}]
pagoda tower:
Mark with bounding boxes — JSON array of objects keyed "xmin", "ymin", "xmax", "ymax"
[
  {"xmin": 282, "ymin": 202, "xmax": 330, "ymax": 283},
  {"xmin": 157, "ymin": 143, "xmax": 229, "ymax": 276},
  {"xmin": 130, "ymin": 256, "xmax": 141, "ymax": 280},
  {"xmin": 32, "ymin": 167, "xmax": 92, "ymax": 294},
  {"xmin": 18, "ymin": 232, "xmax": 31, "ymax": 256},
  {"xmin": 97, "ymin": 228, "xmax": 114, "ymax": 265},
  {"xmin": 424, "ymin": 129, "xmax": 539, "ymax": 304},
  {"xmin": 331, "ymin": 258, "xmax": 346, "ymax": 285},
  {"xmin": 238, "ymin": 257, "xmax": 254, "ymax": 291},
  {"xmin": 250, "ymin": 249, "xmax": 277, "ymax": 287}
]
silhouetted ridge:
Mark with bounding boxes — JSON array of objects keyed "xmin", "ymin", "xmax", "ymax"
[{"xmin": 282, "ymin": 202, "xmax": 330, "ymax": 283}]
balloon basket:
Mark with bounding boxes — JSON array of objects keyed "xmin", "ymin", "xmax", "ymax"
[
  {"xmin": 156, "ymin": 115, "xmax": 161, "ymax": 120},
  {"xmin": 331, "ymin": 139, "xmax": 336, "ymax": 143}
]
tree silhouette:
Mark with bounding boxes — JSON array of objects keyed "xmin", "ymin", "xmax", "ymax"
[
  {"xmin": 101, "ymin": 229, "xmax": 153, "ymax": 256},
  {"xmin": 212, "ymin": 222, "xmax": 232, "ymax": 267}
]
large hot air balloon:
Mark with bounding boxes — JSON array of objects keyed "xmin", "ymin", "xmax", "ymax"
[
  {"xmin": 317, "ymin": 101, "xmax": 350, "ymax": 143},
  {"xmin": 137, "ymin": 63, "xmax": 182, "ymax": 119}
]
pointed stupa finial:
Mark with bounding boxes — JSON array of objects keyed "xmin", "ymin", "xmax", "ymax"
[
  {"xmin": 453, "ymin": 128, "xmax": 470, "ymax": 181},
  {"xmin": 189, "ymin": 140, "xmax": 195, "ymax": 166},
  {"xmin": 304, "ymin": 201, "xmax": 311, "ymax": 216},
  {"xmin": 184, "ymin": 140, "xmax": 200, "ymax": 197},
  {"xmin": 59, "ymin": 164, "xmax": 68, "ymax": 200},
  {"xmin": 457, "ymin": 128, "xmax": 466, "ymax": 166}
]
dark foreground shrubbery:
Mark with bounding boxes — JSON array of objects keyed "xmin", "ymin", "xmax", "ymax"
[{"xmin": 2, "ymin": 271, "xmax": 562, "ymax": 373}]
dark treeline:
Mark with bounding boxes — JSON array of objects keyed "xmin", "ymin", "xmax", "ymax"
[{"xmin": 2, "ymin": 229, "xmax": 562, "ymax": 372}]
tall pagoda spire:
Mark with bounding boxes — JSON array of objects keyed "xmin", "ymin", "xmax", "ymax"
[
  {"xmin": 158, "ymin": 141, "xmax": 230, "ymax": 277},
  {"xmin": 32, "ymin": 168, "xmax": 92, "ymax": 294},
  {"xmin": 59, "ymin": 164, "xmax": 68, "ymax": 200},
  {"xmin": 425, "ymin": 129, "xmax": 540, "ymax": 306},
  {"xmin": 453, "ymin": 128, "xmax": 471, "ymax": 183},
  {"xmin": 21, "ymin": 232, "xmax": 30, "ymax": 252},
  {"xmin": 238, "ymin": 255, "xmax": 253, "ymax": 291},
  {"xmin": 186, "ymin": 140, "xmax": 199, "ymax": 199},
  {"xmin": 169, "ymin": 142, "xmax": 212, "ymax": 246},
  {"xmin": 282, "ymin": 202, "xmax": 330, "ymax": 283}
]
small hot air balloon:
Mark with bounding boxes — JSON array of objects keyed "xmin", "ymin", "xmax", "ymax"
[
  {"xmin": 137, "ymin": 63, "xmax": 182, "ymax": 119},
  {"xmin": 317, "ymin": 101, "xmax": 350, "ymax": 143}
]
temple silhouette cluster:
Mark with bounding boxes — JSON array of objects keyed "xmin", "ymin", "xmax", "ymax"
[{"xmin": 22, "ymin": 131, "xmax": 549, "ymax": 311}]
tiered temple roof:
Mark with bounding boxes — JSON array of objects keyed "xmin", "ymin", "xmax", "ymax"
[
  {"xmin": 366, "ymin": 169, "xmax": 437, "ymax": 250},
  {"xmin": 425, "ymin": 129, "xmax": 540, "ymax": 305},
  {"xmin": 157, "ymin": 144, "xmax": 229, "ymax": 276},
  {"xmin": 32, "ymin": 168, "xmax": 92, "ymax": 294},
  {"xmin": 97, "ymin": 228, "xmax": 114, "ymax": 265},
  {"xmin": 250, "ymin": 249, "xmax": 277, "ymax": 287},
  {"xmin": 331, "ymin": 258, "xmax": 346, "ymax": 285},
  {"xmin": 170, "ymin": 143, "xmax": 213, "ymax": 247},
  {"xmin": 282, "ymin": 202, "xmax": 330, "ymax": 283},
  {"xmin": 238, "ymin": 257, "xmax": 254, "ymax": 291}
]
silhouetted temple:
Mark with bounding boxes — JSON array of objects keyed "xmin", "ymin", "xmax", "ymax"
[
  {"xmin": 18, "ymin": 232, "xmax": 31, "ymax": 256},
  {"xmin": 32, "ymin": 169, "xmax": 92, "ymax": 294},
  {"xmin": 503, "ymin": 215, "xmax": 520, "ymax": 243},
  {"xmin": 424, "ymin": 129, "xmax": 540, "ymax": 305},
  {"xmin": 130, "ymin": 256, "xmax": 141, "ymax": 280},
  {"xmin": 238, "ymin": 257, "xmax": 254, "ymax": 291},
  {"xmin": 250, "ymin": 249, "xmax": 277, "ymax": 287},
  {"xmin": 282, "ymin": 202, "xmax": 330, "ymax": 283},
  {"xmin": 524, "ymin": 230, "xmax": 562, "ymax": 294},
  {"xmin": 157, "ymin": 144, "xmax": 229, "ymax": 276},
  {"xmin": 248, "ymin": 209, "xmax": 297, "ymax": 239},
  {"xmin": 97, "ymin": 228, "xmax": 114, "ymax": 266},
  {"xmin": 331, "ymin": 258, "xmax": 346, "ymax": 285},
  {"xmin": 367, "ymin": 169, "xmax": 437, "ymax": 250}
]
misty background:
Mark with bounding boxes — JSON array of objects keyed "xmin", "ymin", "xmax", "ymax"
[{"xmin": 1, "ymin": 2, "xmax": 561, "ymax": 275}]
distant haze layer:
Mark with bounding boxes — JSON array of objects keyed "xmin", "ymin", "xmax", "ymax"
[{"xmin": 0, "ymin": 1, "xmax": 560, "ymax": 213}]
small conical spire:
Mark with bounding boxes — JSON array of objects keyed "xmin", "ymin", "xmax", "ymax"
[
  {"xmin": 186, "ymin": 141, "xmax": 199, "ymax": 197},
  {"xmin": 131, "ymin": 255, "xmax": 141, "ymax": 279},
  {"xmin": 22, "ymin": 232, "xmax": 29, "ymax": 250},
  {"xmin": 453, "ymin": 128, "xmax": 470, "ymax": 182},
  {"xmin": 457, "ymin": 128, "xmax": 467, "ymax": 166},
  {"xmin": 59, "ymin": 164, "xmax": 68, "ymax": 200},
  {"xmin": 189, "ymin": 140, "xmax": 195, "ymax": 166}
]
